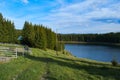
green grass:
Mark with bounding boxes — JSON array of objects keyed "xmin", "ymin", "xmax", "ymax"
[{"xmin": 0, "ymin": 47, "xmax": 120, "ymax": 80}]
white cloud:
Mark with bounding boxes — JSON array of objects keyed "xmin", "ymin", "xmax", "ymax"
[
  {"xmin": 22, "ymin": 0, "xmax": 29, "ymax": 4},
  {"xmin": 56, "ymin": 0, "xmax": 65, "ymax": 5},
  {"xmin": 41, "ymin": 0, "xmax": 120, "ymax": 33},
  {"xmin": 2, "ymin": 0, "xmax": 120, "ymax": 33}
]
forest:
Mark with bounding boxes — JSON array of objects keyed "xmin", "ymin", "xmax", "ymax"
[
  {"xmin": 0, "ymin": 13, "xmax": 63, "ymax": 51},
  {"xmin": 58, "ymin": 33, "xmax": 120, "ymax": 43},
  {"xmin": 0, "ymin": 13, "xmax": 16, "ymax": 43}
]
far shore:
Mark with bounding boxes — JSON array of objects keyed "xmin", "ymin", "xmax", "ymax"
[{"xmin": 59, "ymin": 41, "xmax": 120, "ymax": 47}]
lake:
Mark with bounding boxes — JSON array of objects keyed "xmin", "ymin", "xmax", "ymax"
[{"xmin": 65, "ymin": 44, "xmax": 120, "ymax": 63}]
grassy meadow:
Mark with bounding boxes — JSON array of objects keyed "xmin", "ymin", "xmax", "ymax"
[{"xmin": 0, "ymin": 46, "xmax": 120, "ymax": 80}]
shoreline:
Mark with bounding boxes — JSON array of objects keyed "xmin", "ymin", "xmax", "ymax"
[
  {"xmin": 63, "ymin": 41, "xmax": 120, "ymax": 63},
  {"xmin": 60, "ymin": 41, "xmax": 120, "ymax": 47}
]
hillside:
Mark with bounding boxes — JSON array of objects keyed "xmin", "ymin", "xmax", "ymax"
[{"xmin": 0, "ymin": 47, "xmax": 120, "ymax": 80}]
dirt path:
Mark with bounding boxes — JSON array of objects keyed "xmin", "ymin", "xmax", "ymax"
[{"xmin": 41, "ymin": 59, "xmax": 50, "ymax": 80}]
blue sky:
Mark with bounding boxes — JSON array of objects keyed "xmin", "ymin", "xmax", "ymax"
[{"xmin": 0, "ymin": 0, "xmax": 120, "ymax": 33}]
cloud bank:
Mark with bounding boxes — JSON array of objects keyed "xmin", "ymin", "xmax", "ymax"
[{"xmin": 0, "ymin": 0, "xmax": 120, "ymax": 33}]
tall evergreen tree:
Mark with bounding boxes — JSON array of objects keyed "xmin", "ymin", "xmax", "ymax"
[
  {"xmin": 22, "ymin": 21, "xmax": 35, "ymax": 46},
  {"xmin": 46, "ymin": 28, "xmax": 56, "ymax": 49},
  {"xmin": 0, "ymin": 13, "xmax": 15, "ymax": 43},
  {"xmin": 34, "ymin": 25, "xmax": 46, "ymax": 49}
]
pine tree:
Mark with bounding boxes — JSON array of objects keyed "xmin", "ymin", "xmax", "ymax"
[
  {"xmin": 46, "ymin": 28, "xmax": 56, "ymax": 49},
  {"xmin": 0, "ymin": 13, "xmax": 15, "ymax": 43},
  {"xmin": 34, "ymin": 25, "xmax": 46, "ymax": 49},
  {"xmin": 0, "ymin": 13, "xmax": 3, "ymax": 42},
  {"xmin": 22, "ymin": 21, "xmax": 35, "ymax": 46}
]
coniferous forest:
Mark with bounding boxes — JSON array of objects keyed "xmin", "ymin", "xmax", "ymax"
[
  {"xmin": 0, "ymin": 13, "xmax": 16, "ymax": 43},
  {"xmin": 58, "ymin": 33, "xmax": 120, "ymax": 43},
  {"xmin": 22, "ymin": 21, "xmax": 57, "ymax": 50},
  {"xmin": 0, "ymin": 13, "xmax": 64, "ymax": 51}
]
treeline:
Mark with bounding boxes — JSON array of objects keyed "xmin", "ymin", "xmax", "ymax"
[
  {"xmin": 22, "ymin": 22, "xmax": 64, "ymax": 50},
  {"xmin": 0, "ymin": 13, "xmax": 64, "ymax": 51},
  {"xmin": 22, "ymin": 21, "xmax": 57, "ymax": 50},
  {"xmin": 0, "ymin": 13, "xmax": 18, "ymax": 43},
  {"xmin": 58, "ymin": 33, "xmax": 120, "ymax": 43}
]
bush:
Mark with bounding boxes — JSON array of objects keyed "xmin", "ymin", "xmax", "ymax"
[
  {"xmin": 111, "ymin": 59, "xmax": 118, "ymax": 66},
  {"xmin": 62, "ymin": 50, "xmax": 72, "ymax": 56}
]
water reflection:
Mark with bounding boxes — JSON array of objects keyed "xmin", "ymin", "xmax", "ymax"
[{"xmin": 65, "ymin": 44, "xmax": 120, "ymax": 62}]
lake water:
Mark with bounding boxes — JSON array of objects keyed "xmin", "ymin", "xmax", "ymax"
[{"xmin": 65, "ymin": 44, "xmax": 120, "ymax": 63}]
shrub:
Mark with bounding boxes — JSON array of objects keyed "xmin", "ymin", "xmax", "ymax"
[
  {"xmin": 111, "ymin": 59, "xmax": 118, "ymax": 66},
  {"xmin": 62, "ymin": 50, "xmax": 72, "ymax": 56}
]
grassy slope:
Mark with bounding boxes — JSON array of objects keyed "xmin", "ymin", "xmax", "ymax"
[{"xmin": 0, "ymin": 48, "xmax": 120, "ymax": 80}]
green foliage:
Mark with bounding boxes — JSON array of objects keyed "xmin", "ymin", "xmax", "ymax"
[
  {"xmin": 22, "ymin": 21, "xmax": 35, "ymax": 46},
  {"xmin": 0, "ymin": 13, "xmax": 15, "ymax": 43},
  {"xmin": 0, "ymin": 12, "xmax": 64, "ymax": 51},
  {"xmin": 62, "ymin": 50, "xmax": 72, "ymax": 56},
  {"xmin": 46, "ymin": 28, "xmax": 56, "ymax": 50},
  {"xmin": 111, "ymin": 59, "xmax": 118, "ymax": 66},
  {"xmin": 34, "ymin": 25, "xmax": 47, "ymax": 49},
  {"xmin": 58, "ymin": 32, "xmax": 120, "ymax": 43},
  {"xmin": 22, "ymin": 21, "xmax": 59, "ymax": 50},
  {"xmin": 55, "ymin": 42, "xmax": 65, "ymax": 51}
]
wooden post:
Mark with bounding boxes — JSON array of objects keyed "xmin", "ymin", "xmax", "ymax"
[
  {"xmin": 16, "ymin": 48, "xmax": 17, "ymax": 58},
  {"xmin": 56, "ymin": 29, "xmax": 58, "ymax": 56},
  {"xmin": 23, "ymin": 49, "xmax": 24, "ymax": 57}
]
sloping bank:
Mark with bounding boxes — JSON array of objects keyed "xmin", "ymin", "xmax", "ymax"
[{"xmin": 0, "ymin": 48, "xmax": 120, "ymax": 80}]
